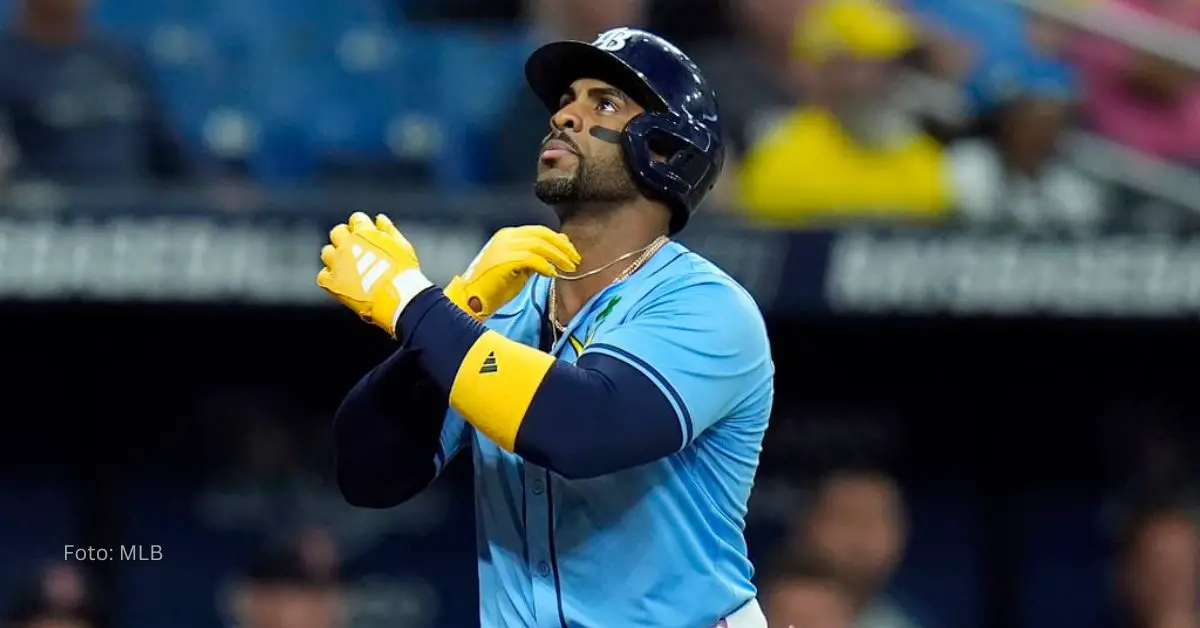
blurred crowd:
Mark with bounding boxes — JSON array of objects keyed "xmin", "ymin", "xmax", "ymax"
[
  {"xmin": 6, "ymin": 530, "xmax": 341, "ymax": 628},
  {"xmin": 0, "ymin": 0, "xmax": 1197, "ymax": 229},
  {"xmin": 755, "ymin": 473, "xmax": 1200, "ymax": 628},
  {"xmin": 7, "ymin": 468, "xmax": 1199, "ymax": 628}
]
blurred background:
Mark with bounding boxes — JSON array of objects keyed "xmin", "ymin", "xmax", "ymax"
[{"xmin": 1, "ymin": 0, "xmax": 1199, "ymax": 626}]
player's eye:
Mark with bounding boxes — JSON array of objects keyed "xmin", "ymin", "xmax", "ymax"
[{"xmin": 596, "ymin": 98, "xmax": 618, "ymax": 113}]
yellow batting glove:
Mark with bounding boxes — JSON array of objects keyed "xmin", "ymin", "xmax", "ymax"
[
  {"xmin": 443, "ymin": 226, "xmax": 581, "ymax": 320},
  {"xmin": 317, "ymin": 212, "xmax": 434, "ymax": 337}
]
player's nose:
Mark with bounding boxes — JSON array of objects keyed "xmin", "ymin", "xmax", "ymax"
[{"xmin": 549, "ymin": 106, "xmax": 582, "ymax": 134}]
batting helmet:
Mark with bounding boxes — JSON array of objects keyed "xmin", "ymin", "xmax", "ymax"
[{"xmin": 525, "ymin": 27, "xmax": 724, "ymax": 234}]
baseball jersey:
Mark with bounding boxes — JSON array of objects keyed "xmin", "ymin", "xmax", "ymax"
[{"xmin": 433, "ymin": 241, "xmax": 774, "ymax": 627}]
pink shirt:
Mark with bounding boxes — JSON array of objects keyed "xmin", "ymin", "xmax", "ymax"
[{"xmin": 1073, "ymin": 0, "xmax": 1200, "ymax": 163}]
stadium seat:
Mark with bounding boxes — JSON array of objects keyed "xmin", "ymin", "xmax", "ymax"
[
  {"xmin": 207, "ymin": 0, "xmax": 391, "ymax": 36},
  {"xmin": 146, "ymin": 27, "xmax": 260, "ymax": 154},
  {"xmin": 296, "ymin": 27, "xmax": 434, "ymax": 184},
  {"xmin": 93, "ymin": 0, "xmax": 211, "ymax": 42},
  {"xmin": 430, "ymin": 28, "xmax": 529, "ymax": 128},
  {"xmin": 412, "ymin": 27, "xmax": 531, "ymax": 186},
  {"xmin": 2, "ymin": 0, "xmax": 536, "ymax": 186},
  {"xmin": 289, "ymin": 25, "xmax": 517, "ymax": 187}
]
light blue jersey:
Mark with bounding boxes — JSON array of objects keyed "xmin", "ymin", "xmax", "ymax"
[{"xmin": 435, "ymin": 241, "xmax": 774, "ymax": 628}]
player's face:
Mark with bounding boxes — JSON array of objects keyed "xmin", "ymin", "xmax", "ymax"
[{"xmin": 534, "ymin": 78, "xmax": 644, "ymax": 218}]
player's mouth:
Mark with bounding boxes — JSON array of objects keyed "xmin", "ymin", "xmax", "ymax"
[{"xmin": 540, "ymin": 139, "xmax": 579, "ymax": 163}]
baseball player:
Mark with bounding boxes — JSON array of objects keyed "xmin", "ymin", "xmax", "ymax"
[{"xmin": 319, "ymin": 28, "xmax": 773, "ymax": 627}]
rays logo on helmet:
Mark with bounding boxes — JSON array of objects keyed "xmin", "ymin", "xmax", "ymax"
[{"xmin": 592, "ymin": 28, "xmax": 634, "ymax": 51}]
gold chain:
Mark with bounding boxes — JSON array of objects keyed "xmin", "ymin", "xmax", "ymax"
[
  {"xmin": 556, "ymin": 237, "xmax": 663, "ymax": 282},
  {"xmin": 548, "ymin": 235, "xmax": 669, "ymax": 342}
]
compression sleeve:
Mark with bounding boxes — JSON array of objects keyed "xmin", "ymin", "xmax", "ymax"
[
  {"xmin": 398, "ymin": 289, "xmax": 684, "ymax": 478},
  {"xmin": 334, "ymin": 347, "xmax": 457, "ymax": 507}
]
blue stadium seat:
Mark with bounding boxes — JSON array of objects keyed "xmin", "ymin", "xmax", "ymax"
[
  {"xmin": 93, "ymin": 0, "xmax": 212, "ymax": 42},
  {"xmin": 386, "ymin": 27, "xmax": 529, "ymax": 186},
  {"xmin": 207, "ymin": 0, "xmax": 391, "ymax": 42},
  {"xmin": 148, "ymin": 31, "xmax": 256, "ymax": 137},
  {"xmin": 274, "ymin": 26, "xmax": 487, "ymax": 187},
  {"xmin": 301, "ymin": 31, "xmax": 410, "ymax": 138},
  {"xmin": 429, "ymin": 28, "xmax": 529, "ymax": 129},
  {"xmin": 35, "ymin": 0, "xmax": 534, "ymax": 186}
]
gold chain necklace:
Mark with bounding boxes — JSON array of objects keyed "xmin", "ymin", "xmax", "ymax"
[
  {"xmin": 548, "ymin": 235, "xmax": 668, "ymax": 342},
  {"xmin": 556, "ymin": 237, "xmax": 664, "ymax": 282}
]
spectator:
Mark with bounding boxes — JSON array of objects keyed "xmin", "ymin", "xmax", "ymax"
[
  {"xmin": 761, "ymin": 551, "xmax": 857, "ymax": 628},
  {"xmin": 1111, "ymin": 506, "xmax": 1200, "ymax": 628},
  {"xmin": 487, "ymin": 0, "xmax": 646, "ymax": 185},
  {"xmin": 691, "ymin": 0, "xmax": 809, "ymax": 161},
  {"xmin": 900, "ymin": 1, "xmax": 1105, "ymax": 229},
  {"xmin": 0, "ymin": 0, "xmax": 196, "ymax": 186},
  {"xmin": 689, "ymin": 0, "xmax": 810, "ymax": 207},
  {"xmin": 1074, "ymin": 0, "xmax": 1200, "ymax": 163},
  {"xmin": 737, "ymin": 0, "xmax": 952, "ymax": 224},
  {"xmin": 791, "ymin": 470, "xmax": 924, "ymax": 628},
  {"xmin": 908, "ymin": 0, "xmax": 1078, "ymax": 121},
  {"xmin": 229, "ymin": 536, "xmax": 343, "ymax": 628},
  {"xmin": 946, "ymin": 77, "xmax": 1108, "ymax": 231},
  {"xmin": 4, "ymin": 564, "xmax": 96, "ymax": 628}
]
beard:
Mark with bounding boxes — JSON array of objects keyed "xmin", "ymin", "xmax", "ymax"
[{"xmin": 534, "ymin": 150, "xmax": 641, "ymax": 223}]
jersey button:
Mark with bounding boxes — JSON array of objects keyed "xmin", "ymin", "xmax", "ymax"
[
  {"xmin": 532, "ymin": 479, "xmax": 545, "ymax": 495},
  {"xmin": 537, "ymin": 561, "xmax": 551, "ymax": 577}
]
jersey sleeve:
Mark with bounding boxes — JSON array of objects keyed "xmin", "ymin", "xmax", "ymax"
[
  {"xmin": 581, "ymin": 276, "xmax": 772, "ymax": 447},
  {"xmin": 335, "ymin": 347, "xmax": 461, "ymax": 507}
]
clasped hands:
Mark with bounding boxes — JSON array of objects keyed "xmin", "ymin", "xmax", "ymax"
[{"xmin": 317, "ymin": 212, "xmax": 580, "ymax": 337}]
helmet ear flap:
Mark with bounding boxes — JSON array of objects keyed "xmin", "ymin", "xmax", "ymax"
[{"xmin": 621, "ymin": 111, "xmax": 723, "ymax": 232}]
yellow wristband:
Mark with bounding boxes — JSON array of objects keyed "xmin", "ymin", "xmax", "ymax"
[{"xmin": 448, "ymin": 330, "xmax": 556, "ymax": 451}]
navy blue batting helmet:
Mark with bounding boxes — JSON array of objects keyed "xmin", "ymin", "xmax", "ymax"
[{"xmin": 525, "ymin": 27, "xmax": 725, "ymax": 234}]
